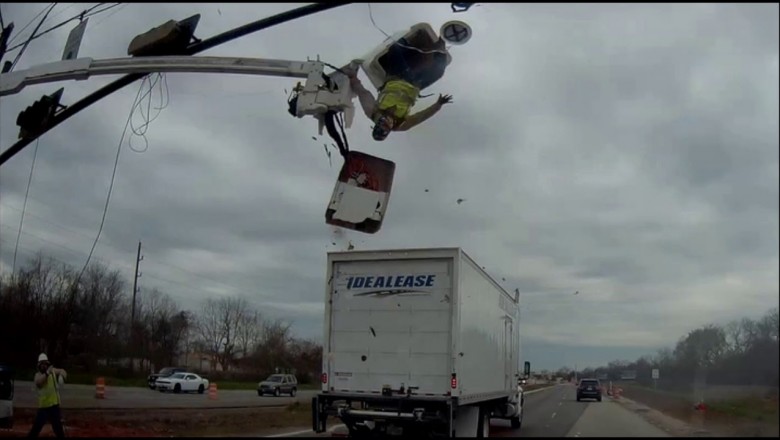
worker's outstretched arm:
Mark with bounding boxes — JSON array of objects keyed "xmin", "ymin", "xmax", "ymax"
[
  {"xmin": 396, "ymin": 94, "xmax": 453, "ymax": 132},
  {"xmin": 348, "ymin": 74, "xmax": 377, "ymax": 120}
]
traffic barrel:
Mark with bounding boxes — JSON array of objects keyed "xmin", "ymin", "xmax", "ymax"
[
  {"xmin": 95, "ymin": 377, "xmax": 105, "ymax": 399},
  {"xmin": 208, "ymin": 383, "xmax": 217, "ymax": 400}
]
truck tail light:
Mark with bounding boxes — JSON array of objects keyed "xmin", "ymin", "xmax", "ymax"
[
  {"xmin": 451, "ymin": 373, "xmax": 457, "ymax": 389},
  {"xmin": 321, "ymin": 373, "xmax": 328, "ymax": 384}
]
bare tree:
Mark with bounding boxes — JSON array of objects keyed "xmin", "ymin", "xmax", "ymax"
[{"xmin": 196, "ymin": 296, "xmax": 251, "ymax": 372}]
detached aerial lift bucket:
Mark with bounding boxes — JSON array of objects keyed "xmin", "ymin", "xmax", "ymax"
[{"xmin": 325, "ymin": 151, "xmax": 396, "ymax": 234}]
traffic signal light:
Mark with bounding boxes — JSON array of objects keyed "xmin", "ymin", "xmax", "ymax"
[{"xmin": 16, "ymin": 88, "xmax": 65, "ymax": 139}]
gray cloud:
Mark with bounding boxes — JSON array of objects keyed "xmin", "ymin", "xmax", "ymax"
[{"xmin": 1, "ymin": 3, "xmax": 777, "ymax": 370}]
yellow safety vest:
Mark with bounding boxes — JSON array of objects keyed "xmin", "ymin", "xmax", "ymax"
[
  {"xmin": 375, "ymin": 79, "xmax": 420, "ymax": 121},
  {"xmin": 37, "ymin": 374, "xmax": 60, "ymax": 408}
]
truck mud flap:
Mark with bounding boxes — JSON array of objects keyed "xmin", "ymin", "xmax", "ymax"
[{"xmin": 313, "ymin": 396, "xmax": 327, "ymax": 433}]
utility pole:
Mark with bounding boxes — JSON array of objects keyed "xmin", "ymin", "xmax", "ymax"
[{"xmin": 130, "ymin": 241, "xmax": 143, "ymax": 373}]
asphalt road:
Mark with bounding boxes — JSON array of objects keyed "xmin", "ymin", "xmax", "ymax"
[
  {"xmin": 492, "ymin": 384, "xmax": 668, "ymax": 437},
  {"xmin": 275, "ymin": 384, "xmax": 669, "ymax": 438},
  {"xmin": 13, "ymin": 381, "xmax": 318, "ymax": 409}
]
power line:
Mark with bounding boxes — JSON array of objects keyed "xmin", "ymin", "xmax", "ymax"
[
  {"xmin": 87, "ymin": 3, "xmax": 126, "ymax": 29},
  {"xmin": 5, "ymin": 3, "xmax": 120, "ymax": 53},
  {"xmin": 75, "ymin": 75, "xmax": 146, "ymax": 284},
  {"xmin": 11, "ymin": 139, "xmax": 39, "ymax": 273},
  {"xmin": 7, "ymin": 3, "xmax": 53, "ymax": 46},
  {"xmin": 1, "ymin": 202, "xmax": 121, "ymax": 245},
  {"xmin": 9, "ymin": 2, "xmax": 56, "ymax": 71},
  {"xmin": 1, "ymin": 224, "xmax": 130, "ymax": 269},
  {"xmin": 3, "ymin": 201, "xmax": 282, "ymax": 301}
]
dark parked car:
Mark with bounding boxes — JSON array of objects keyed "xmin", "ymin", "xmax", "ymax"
[
  {"xmin": 147, "ymin": 367, "xmax": 187, "ymax": 390},
  {"xmin": 576, "ymin": 378, "xmax": 602, "ymax": 402},
  {"xmin": 257, "ymin": 374, "xmax": 297, "ymax": 397}
]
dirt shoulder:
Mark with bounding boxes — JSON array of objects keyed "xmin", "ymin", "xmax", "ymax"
[
  {"xmin": 616, "ymin": 384, "xmax": 779, "ymax": 438},
  {"xmin": 0, "ymin": 403, "xmax": 312, "ymax": 438}
]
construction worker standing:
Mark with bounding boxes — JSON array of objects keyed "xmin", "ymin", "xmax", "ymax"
[{"xmin": 28, "ymin": 353, "xmax": 67, "ymax": 438}]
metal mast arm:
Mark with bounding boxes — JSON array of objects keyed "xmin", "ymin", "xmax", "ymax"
[
  {"xmin": 1, "ymin": 56, "xmax": 326, "ymax": 96},
  {"xmin": 0, "ymin": 2, "xmax": 351, "ymax": 167}
]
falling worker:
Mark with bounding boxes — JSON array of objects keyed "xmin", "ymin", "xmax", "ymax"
[
  {"xmin": 344, "ymin": 33, "xmax": 454, "ymax": 141},
  {"xmin": 28, "ymin": 353, "xmax": 67, "ymax": 438}
]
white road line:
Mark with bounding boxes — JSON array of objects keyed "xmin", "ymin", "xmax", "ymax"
[
  {"xmin": 551, "ymin": 412, "xmax": 557, "ymax": 419},
  {"xmin": 267, "ymin": 424, "xmax": 345, "ymax": 438}
]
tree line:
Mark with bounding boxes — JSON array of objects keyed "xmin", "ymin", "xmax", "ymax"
[
  {"xmin": 0, "ymin": 253, "xmax": 322, "ymax": 383},
  {"xmin": 568, "ymin": 307, "xmax": 779, "ymax": 389}
]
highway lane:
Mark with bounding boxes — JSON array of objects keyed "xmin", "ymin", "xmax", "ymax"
[
  {"xmin": 492, "ymin": 384, "xmax": 586, "ymax": 437},
  {"xmin": 492, "ymin": 383, "xmax": 669, "ymax": 437},
  {"xmin": 13, "ymin": 381, "xmax": 317, "ymax": 409}
]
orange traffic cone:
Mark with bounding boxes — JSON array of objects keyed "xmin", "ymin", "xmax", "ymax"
[
  {"xmin": 95, "ymin": 377, "xmax": 105, "ymax": 399},
  {"xmin": 208, "ymin": 383, "xmax": 217, "ymax": 400}
]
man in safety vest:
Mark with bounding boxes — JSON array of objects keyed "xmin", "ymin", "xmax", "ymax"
[
  {"xmin": 344, "ymin": 38, "xmax": 454, "ymax": 141},
  {"xmin": 29, "ymin": 353, "xmax": 67, "ymax": 437}
]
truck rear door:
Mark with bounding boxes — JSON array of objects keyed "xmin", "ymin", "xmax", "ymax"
[{"xmin": 327, "ymin": 257, "xmax": 454, "ymax": 395}]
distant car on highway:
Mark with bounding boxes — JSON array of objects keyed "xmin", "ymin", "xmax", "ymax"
[
  {"xmin": 147, "ymin": 367, "xmax": 187, "ymax": 390},
  {"xmin": 156, "ymin": 372, "xmax": 209, "ymax": 394},
  {"xmin": 576, "ymin": 378, "xmax": 602, "ymax": 402},
  {"xmin": 257, "ymin": 374, "xmax": 297, "ymax": 397}
]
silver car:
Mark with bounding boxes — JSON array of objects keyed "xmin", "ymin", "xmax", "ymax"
[{"xmin": 257, "ymin": 374, "xmax": 297, "ymax": 397}]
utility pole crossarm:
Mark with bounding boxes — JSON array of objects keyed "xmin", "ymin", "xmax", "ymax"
[{"xmin": 0, "ymin": 56, "xmax": 325, "ymax": 96}]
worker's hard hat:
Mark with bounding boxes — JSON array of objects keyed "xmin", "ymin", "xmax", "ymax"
[{"xmin": 37, "ymin": 353, "xmax": 49, "ymax": 363}]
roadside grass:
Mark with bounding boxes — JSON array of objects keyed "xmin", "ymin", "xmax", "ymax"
[{"xmin": 708, "ymin": 395, "xmax": 780, "ymax": 424}]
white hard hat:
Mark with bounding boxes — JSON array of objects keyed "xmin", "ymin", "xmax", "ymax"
[{"xmin": 38, "ymin": 353, "xmax": 49, "ymax": 363}]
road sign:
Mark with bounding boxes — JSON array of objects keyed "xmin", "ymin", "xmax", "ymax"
[
  {"xmin": 652, "ymin": 368, "xmax": 659, "ymax": 379},
  {"xmin": 62, "ymin": 18, "xmax": 89, "ymax": 61},
  {"xmin": 440, "ymin": 20, "xmax": 472, "ymax": 45}
]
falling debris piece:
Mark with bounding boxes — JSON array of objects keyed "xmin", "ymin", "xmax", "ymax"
[
  {"xmin": 514, "ymin": 288, "xmax": 520, "ymax": 295},
  {"xmin": 323, "ymin": 144, "xmax": 332, "ymax": 167},
  {"xmin": 574, "ymin": 291, "xmax": 579, "ymax": 295},
  {"xmin": 312, "ymin": 136, "xmax": 318, "ymax": 141},
  {"xmin": 217, "ymin": 8, "xmax": 222, "ymax": 15},
  {"xmin": 457, "ymin": 198, "xmax": 465, "ymax": 204},
  {"xmin": 502, "ymin": 277, "xmax": 506, "ymax": 282},
  {"xmin": 369, "ymin": 326, "xmax": 376, "ymax": 337},
  {"xmin": 425, "ymin": 189, "xmax": 429, "ymax": 192},
  {"xmin": 331, "ymin": 242, "xmax": 337, "ymax": 246},
  {"xmin": 348, "ymin": 241, "xmax": 355, "ymax": 251}
]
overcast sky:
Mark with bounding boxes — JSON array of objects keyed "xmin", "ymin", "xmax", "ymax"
[{"xmin": 1, "ymin": 3, "xmax": 777, "ymax": 371}]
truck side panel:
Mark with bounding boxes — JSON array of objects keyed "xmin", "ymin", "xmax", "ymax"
[
  {"xmin": 455, "ymin": 252, "xmax": 519, "ymax": 399},
  {"xmin": 325, "ymin": 256, "xmax": 455, "ymax": 395}
]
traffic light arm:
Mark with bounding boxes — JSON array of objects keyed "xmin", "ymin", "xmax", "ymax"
[{"xmin": 0, "ymin": 56, "xmax": 330, "ymax": 97}]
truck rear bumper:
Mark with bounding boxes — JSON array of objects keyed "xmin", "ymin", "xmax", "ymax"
[{"xmin": 313, "ymin": 393, "xmax": 453, "ymax": 435}]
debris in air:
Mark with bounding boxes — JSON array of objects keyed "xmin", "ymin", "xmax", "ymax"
[
  {"xmin": 217, "ymin": 8, "xmax": 222, "ymax": 15},
  {"xmin": 574, "ymin": 291, "xmax": 579, "ymax": 295},
  {"xmin": 425, "ymin": 189, "xmax": 429, "ymax": 192},
  {"xmin": 312, "ymin": 136, "xmax": 318, "ymax": 141},
  {"xmin": 457, "ymin": 198, "xmax": 466, "ymax": 204},
  {"xmin": 369, "ymin": 327, "xmax": 376, "ymax": 337},
  {"xmin": 348, "ymin": 241, "xmax": 355, "ymax": 251},
  {"xmin": 324, "ymin": 144, "xmax": 332, "ymax": 167}
]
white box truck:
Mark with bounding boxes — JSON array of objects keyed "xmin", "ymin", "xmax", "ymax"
[{"xmin": 312, "ymin": 248, "xmax": 531, "ymax": 437}]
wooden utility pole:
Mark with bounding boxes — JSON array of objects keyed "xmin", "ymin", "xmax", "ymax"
[{"xmin": 130, "ymin": 241, "xmax": 143, "ymax": 372}]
